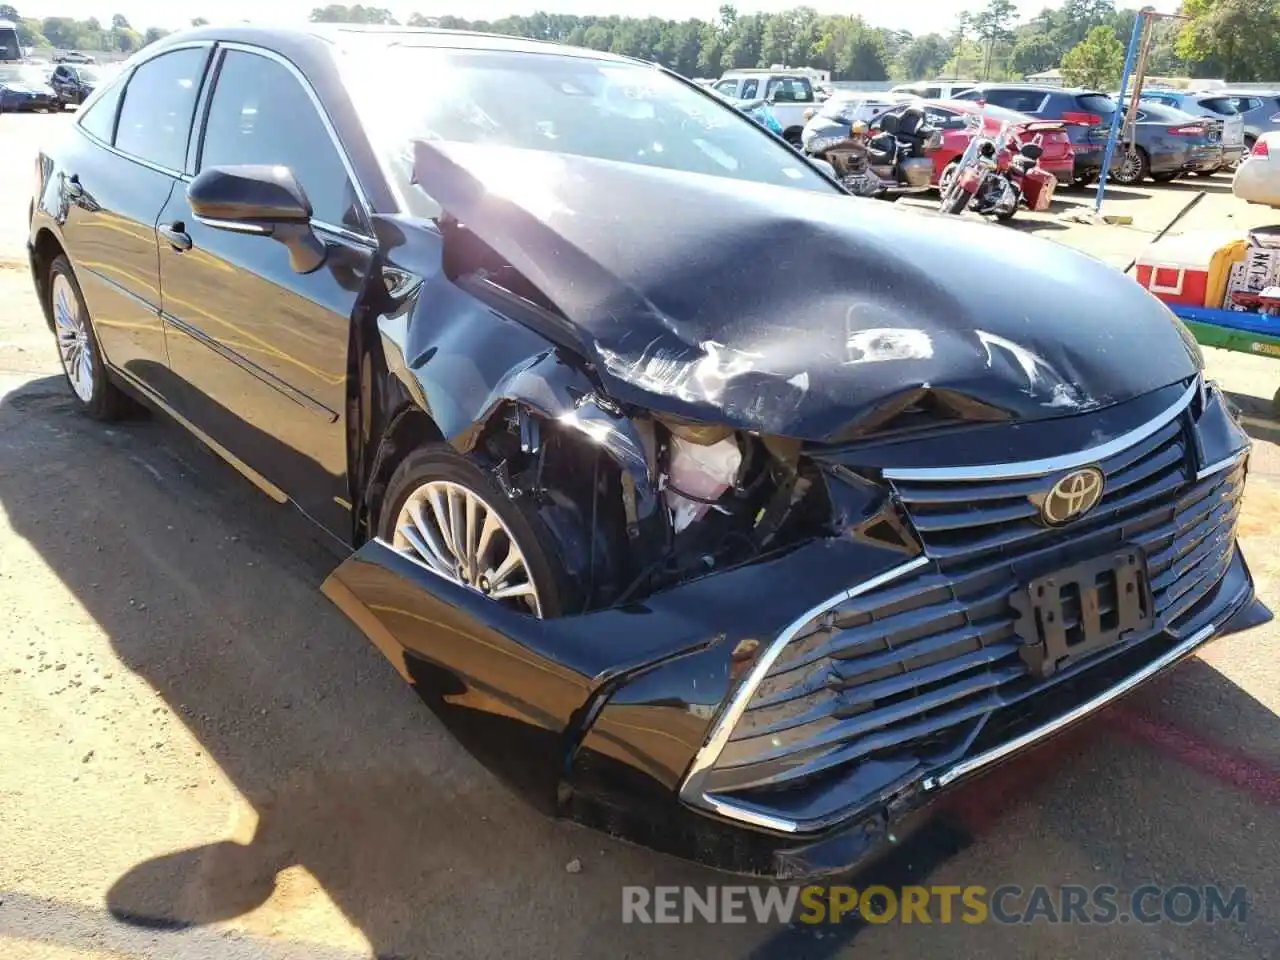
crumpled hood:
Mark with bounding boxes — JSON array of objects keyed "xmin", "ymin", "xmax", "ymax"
[{"xmin": 413, "ymin": 141, "xmax": 1198, "ymax": 442}]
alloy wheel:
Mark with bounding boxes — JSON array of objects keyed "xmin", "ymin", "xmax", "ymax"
[
  {"xmin": 1116, "ymin": 150, "xmax": 1143, "ymax": 184},
  {"xmin": 392, "ymin": 480, "xmax": 543, "ymax": 617},
  {"xmin": 52, "ymin": 273, "xmax": 94, "ymax": 403}
]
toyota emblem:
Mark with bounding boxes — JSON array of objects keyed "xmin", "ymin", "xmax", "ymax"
[{"xmin": 1039, "ymin": 467, "xmax": 1105, "ymax": 525}]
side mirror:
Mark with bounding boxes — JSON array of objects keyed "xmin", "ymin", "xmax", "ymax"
[{"xmin": 187, "ymin": 165, "xmax": 326, "ymax": 274}]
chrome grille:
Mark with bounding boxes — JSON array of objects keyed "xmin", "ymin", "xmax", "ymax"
[
  {"xmin": 891, "ymin": 418, "xmax": 1190, "ymax": 561},
  {"xmin": 696, "ymin": 445, "xmax": 1244, "ymax": 809}
]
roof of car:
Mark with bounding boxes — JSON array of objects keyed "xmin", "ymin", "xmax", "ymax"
[
  {"xmin": 966, "ymin": 83, "xmax": 1104, "ymax": 96},
  {"xmin": 153, "ymin": 22, "xmax": 636, "ymax": 64}
]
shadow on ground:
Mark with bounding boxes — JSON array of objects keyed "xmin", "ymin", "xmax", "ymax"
[{"xmin": 4, "ymin": 375, "xmax": 1279, "ymax": 960}]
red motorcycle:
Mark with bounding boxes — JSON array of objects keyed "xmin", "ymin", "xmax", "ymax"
[{"xmin": 938, "ymin": 118, "xmax": 1057, "ymax": 221}]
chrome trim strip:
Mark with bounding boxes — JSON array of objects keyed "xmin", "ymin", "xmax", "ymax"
[
  {"xmin": 677, "ymin": 554, "xmax": 933, "ymax": 833},
  {"xmin": 193, "ymin": 214, "xmax": 270, "ymax": 235},
  {"xmin": 1196, "ymin": 450, "xmax": 1247, "ymax": 481},
  {"xmin": 922, "ymin": 621, "xmax": 1218, "ymax": 791},
  {"xmin": 161, "ymin": 311, "xmax": 338, "ymax": 421},
  {"xmin": 883, "ymin": 379, "xmax": 1199, "ymax": 482}
]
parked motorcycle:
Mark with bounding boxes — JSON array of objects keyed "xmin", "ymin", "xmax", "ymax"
[
  {"xmin": 803, "ymin": 104, "xmax": 939, "ymax": 200},
  {"xmin": 937, "ymin": 116, "xmax": 1057, "ymax": 221}
]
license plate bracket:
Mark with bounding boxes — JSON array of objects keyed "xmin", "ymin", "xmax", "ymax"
[{"xmin": 1012, "ymin": 549, "xmax": 1153, "ymax": 678}]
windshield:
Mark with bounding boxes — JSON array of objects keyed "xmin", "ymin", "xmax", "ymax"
[
  {"xmin": 346, "ymin": 47, "xmax": 835, "ymax": 214},
  {"xmin": 1136, "ymin": 102, "xmax": 1201, "ymax": 124}
]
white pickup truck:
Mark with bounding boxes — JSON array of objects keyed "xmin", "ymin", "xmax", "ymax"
[{"xmin": 710, "ymin": 71, "xmax": 818, "ymax": 144}]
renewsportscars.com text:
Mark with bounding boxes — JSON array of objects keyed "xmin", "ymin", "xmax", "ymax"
[{"xmin": 621, "ymin": 884, "xmax": 1248, "ymax": 925}]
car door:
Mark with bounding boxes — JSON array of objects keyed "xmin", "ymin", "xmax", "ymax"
[
  {"xmin": 57, "ymin": 45, "xmax": 211, "ymax": 396},
  {"xmin": 157, "ymin": 44, "xmax": 375, "ymax": 538}
]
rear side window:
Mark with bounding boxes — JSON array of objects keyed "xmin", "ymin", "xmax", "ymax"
[
  {"xmin": 114, "ymin": 48, "xmax": 208, "ymax": 172},
  {"xmin": 78, "ymin": 71, "xmax": 127, "ymax": 143},
  {"xmin": 952, "ymin": 88, "xmax": 983, "ymax": 101},
  {"xmin": 1229, "ymin": 96, "xmax": 1263, "ymax": 112},
  {"xmin": 739, "ymin": 78, "xmax": 758, "ymax": 99},
  {"xmin": 922, "ymin": 107, "xmax": 966, "ymax": 128},
  {"xmin": 1199, "ymin": 96, "xmax": 1240, "ymax": 115},
  {"xmin": 199, "ymin": 49, "xmax": 362, "ymax": 231},
  {"xmin": 922, "ymin": 87, "xmax": 942, "ymax": 99},
  {"xmin": 767, "ymin": 76, "xmax": 813, "ymax": 103},
  {"xmin": 986, "ymin": 89, "xmax": 1049, "ymax": 113}
]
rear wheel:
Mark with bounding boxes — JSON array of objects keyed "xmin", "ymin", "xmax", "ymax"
[
  {"xmin": 1112, "ymin": 147, "xmax": 1149, "ymax": 185},
  {"xmin": 377, "ymin": 446, "xmax": 578, "ymax": 619},
  {"xmin": 47, "ymin": 256, "xmax": 129, "ymax": 421}
]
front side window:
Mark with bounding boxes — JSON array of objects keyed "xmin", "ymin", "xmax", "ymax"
[
  {"xmin": 114, "ymin": 47, "xmax": 208, "ymax": 171},
  {"xmin": 739, "ymin": 79, "xmax": 758, "ymax": 100},
  {"xmin": 199, "ymin": 49, "xmax": 361, "ymax": 230},
  {"xmin": 713, "ymin": 79, "xmax": 738, "ymax": 97},
  {"xmin": 348, "ymin": 48, "xmax": 836, "ymax": 212}
]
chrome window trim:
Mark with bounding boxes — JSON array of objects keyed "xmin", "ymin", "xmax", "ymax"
[
  {"xmin": 883, "ymin": 378, "xmax": 1200, "ymax": 482},
  {"xmin": 923, "ymin": 621, "xmax": 1218, "ymax": 791},
  {"xmin": 210, "ymin": 42, "xmax": 377, "ymax": 241},
  {"xmin": 677, "ymin": 555, "xmax": 933, "ymax": 833}
]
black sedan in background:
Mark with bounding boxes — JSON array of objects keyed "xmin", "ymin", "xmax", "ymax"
[
  {"xmin": 28, "ymin": 24, "xmax": 1268, "ymax": 878},
  {"xmin": 0, "ymin": 63, "xmax": 59, "ymax": 112},
  {"xmin": 49, "ymin": 63, "xmax": 115, "ymax": 108}
]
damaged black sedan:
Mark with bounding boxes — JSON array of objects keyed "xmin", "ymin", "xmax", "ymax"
[{"xmin": 29, "ymin": 24, "xmax": 1271, "ymax": 878}]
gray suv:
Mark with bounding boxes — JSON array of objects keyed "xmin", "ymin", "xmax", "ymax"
[{"xmin": 1219, "ymin": 90, "xmax": 1280, "ymax": 148}]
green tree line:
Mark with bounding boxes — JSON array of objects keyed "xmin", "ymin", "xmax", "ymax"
[{"xmin": 3, "ymin": 0, "xmax": 1276, "ymax": 83}]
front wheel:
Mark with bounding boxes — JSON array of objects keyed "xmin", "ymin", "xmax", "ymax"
[
  {"xmin": 1151, "ymin": 171, "xmax": 1181, "ymax": 183},
  {"xmin": 940, "ymin": 186, "xmax": 970, "ymax": 215},
  {"xmin": 378, "ymin": 447, "xmax": 579, "ymax": 619},
  {"xmin": 47, "ymin": 256, "xmax": 130, "ymax": 421}
]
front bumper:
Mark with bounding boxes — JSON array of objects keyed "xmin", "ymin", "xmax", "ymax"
[{"xmin": 324, "ymin": 379, "xmax": 1268, "ymax": 879}]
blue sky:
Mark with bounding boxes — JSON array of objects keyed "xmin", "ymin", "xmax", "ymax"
[{"xmin": 28, "ymin": 0, "xmax": 1179, "ymax": 35}]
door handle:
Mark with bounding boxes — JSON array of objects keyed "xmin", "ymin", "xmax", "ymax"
[
  {"xmin": 65, "ymin": 174, "xmax": 83, "ymax": 201},
  {"xmin": 159, "ymin": 221, "xmax": 193, "ymax": 252}
]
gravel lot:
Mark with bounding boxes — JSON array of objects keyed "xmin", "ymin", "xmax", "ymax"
[{"xmin": 2, "ymin": 111, "xmax": 1279, "ymax": 960}]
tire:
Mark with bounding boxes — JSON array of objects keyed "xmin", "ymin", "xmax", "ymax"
[
  {"xmin": 1189, "ymin": 169, "xmax": 1217, "ymax": 178},
  {"xmin": 1112, "ymin": 147, "xmax": 1149, "ymax": 185},
  {"xmin": 1070, "ymin": 172, "xmax": 1098, "ymax": 190},
  {"xmin": 377, "ymin": 446, "xmax": 579, "ymax": 619},
  {"xmin": 940, "ymin": 186, "xmax": 970, "ymax": 215},
  {"xmin": 46, "ymin": 255, "xmax": 130, "ymax": 421},
  {"xmin": 937, "ymin": 161, "xmax": 959, "ymax": 196},
  {"xmin": 1151, "ymin": 171, "xmax": 1181, "ymax": 183},
  {"xmin": 996, "ymin": 208, "xmax": 1017, "ymax": 222}
]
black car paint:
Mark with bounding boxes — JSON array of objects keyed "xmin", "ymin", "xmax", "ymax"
[
  {"xmin": 50, "ymin": 64, "xmax": 93, "ymax": 105},
  {"xmin": 410, "ymin": 139, "xmax": 1200, "ymax": 441},
  {"xmin": 27, "ymin": 24, "xmax": 1267, "ymax": 878}
]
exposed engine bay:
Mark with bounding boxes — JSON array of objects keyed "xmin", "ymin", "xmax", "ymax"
[{"xmin": 478, "ymin": 400, "xmax": 834, "ymax": 613}]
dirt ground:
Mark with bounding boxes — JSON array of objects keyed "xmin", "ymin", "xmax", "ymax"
[{"xmin": 1, "ymin": 111, "xmax": 1279, "ymax": 960}]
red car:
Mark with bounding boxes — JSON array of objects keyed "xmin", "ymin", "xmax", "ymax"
[{"xmin": 915, "ymin": 99, "xmax": 1075, "ymax": 188}]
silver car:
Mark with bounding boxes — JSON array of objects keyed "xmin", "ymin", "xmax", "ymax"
[
  {"xmin": 1135, "ymin": 90, "xmax": 1246, "ymax": 172},
  {"xmin": 1219, "ymin": 90, "xmax": 1280, "ymax": 148}
]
